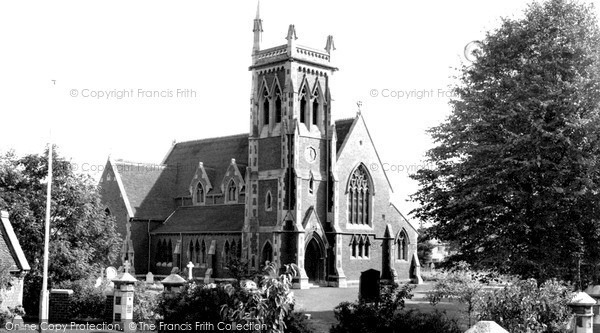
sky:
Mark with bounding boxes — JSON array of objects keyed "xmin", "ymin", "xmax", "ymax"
[{"xmin": 1, "ymin": 0, "xmax": 599, "ymax": 220}]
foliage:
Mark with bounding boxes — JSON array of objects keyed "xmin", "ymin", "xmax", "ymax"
[
  {"xmin": 157, "ymin": 263, "xmax": 297, "ymax": 332},
  {"xmin": 220, "ymin": 263, "xmax": 297, "ymax": 332},
  {"xmin": 0, "ymin": 307, "xmax": 13, "ymax": 327},
  {"xmin": 224, "ymin": 256, "xmax": 259, "ymax": 285},
  {"xmin": 133, "ymin": 281, "xmax": 162, "ymax": 323},
  {"xmin": 0, "ymin": 148, "xmax": 122, "ymax": 315},
  {"xmin": 330, "ymin": 282, "xmax": 414, "ymax": 333},
  {"xmin": 428, "ymin": 262, "xmax": 513, "ymax": 326},
  {"xmin": 410, "ymin": 0, "xmax": 600, "ymax": 283},
  {"xmin": 56, "ymin": 278, "xmax": 108, "ymax": 320},
  {"xmin": 391, "ymin": 309, "xmax": 462, "ymax": 333},
  {"xmin": 284, "ymin": 312, "xmax": 316, "ymax": 333},
  {"xmin": 417, "ymin": 227, "xmax": 434, "ymax": 265},
  {"xmin": 478, "ymin": 279, "xmax": 574, "ymax": 333}
]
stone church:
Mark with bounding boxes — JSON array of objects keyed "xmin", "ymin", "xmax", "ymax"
[{"xmin": 99, "ymin": 7, "xmax": 419, "ymax": 288}]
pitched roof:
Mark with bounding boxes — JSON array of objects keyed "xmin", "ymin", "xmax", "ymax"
[
  {"xmin": 334, "ymin": 118, "xmax": 355, "ymax": 152},
  {"xmin": 0, "ymin": 211, "xmax": 30, "ymax": 272},
  {"xmin": 112, "ymin": 160, "xmax": 176, "ymax": 220},
  {"xmin": 151, "ymin": 205, "xmax": 245, "ymax": 234},
  {"xmin": 162, "ymin": 134, "xmax": 249, "ymax": 197}
]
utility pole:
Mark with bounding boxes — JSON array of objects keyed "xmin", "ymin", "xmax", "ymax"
[{"xmin": 39, "ymin": 136, "xmax": 52, "ymax": 331}]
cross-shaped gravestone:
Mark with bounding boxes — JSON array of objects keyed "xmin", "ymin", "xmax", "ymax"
[
  {"xmin": 123, "ymin": 260, "xmax": 131, "ymax": 273},
  {"xmin": 187, "ymin": 261, "xmax": 194, "ymax": 280}
]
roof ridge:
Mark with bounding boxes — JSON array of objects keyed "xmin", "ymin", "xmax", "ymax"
[
  {"xmin": 113, "ymin": 159, "xmax": 166, "ymax": 168},
  {"xmin": 334, "ymin": 117, "xmax": 357, "ymax": 123},
  {"xmin": 175, "ymin": 133, "xmax": 249, "ymax": 146}
]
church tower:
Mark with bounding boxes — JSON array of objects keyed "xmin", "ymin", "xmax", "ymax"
[{"xmin": 243, "ymin": 4, "xmax": 340, "ymax": 288}]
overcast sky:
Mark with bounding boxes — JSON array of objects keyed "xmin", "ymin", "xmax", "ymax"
[{"xmin": 2, "ymin": 0, "xmax": 599, "ymax": 219}]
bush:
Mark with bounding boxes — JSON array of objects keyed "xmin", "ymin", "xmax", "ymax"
[
  {"xmin": 133, "ymin": 281, "xmax": 161, "ymax": 324},
  {"xmin": 156, "ymin": 263, "xmax": 298, "ymax": 332},
  {"xmin": 330, "ymin": 282, "xmax": 414, "ymax": 333},
  {"xmin": 284, "ymin": 312, "xmax": 316, "ymax": 333},
  {"xmin": 478, "ymin": 279, "xmax": 573, "ymax": 333},
  {"xmin": 56, "ymin": 278, "xmax": 108, "ymax": 321},
  {"xmin": 392, "ymin": 309, "xmax": 462, "ymax": 333}
]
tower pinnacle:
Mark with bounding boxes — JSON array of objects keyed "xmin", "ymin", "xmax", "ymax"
[{"xmin": 252, "ymin": 1, "xmax": 263, "ymax": 55}]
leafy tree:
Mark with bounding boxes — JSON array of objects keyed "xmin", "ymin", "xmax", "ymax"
[
  {"xmin": 411, "ymin": 0, "xmax": 600, "ymax": 283},
  {"xmin": 417, "ymin": 227, "xmax": 434, "ymax": 265},
  {"xmin": 0, "ymin": 147, "xmax": 122, "ymax": 315}
]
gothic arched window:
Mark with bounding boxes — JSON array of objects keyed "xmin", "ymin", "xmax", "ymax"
[
  {"xmin": 300, "ymin": 86, "xmax": 308, "ymax": 125},
  {"xmin": 196, "ymin": 182, "xmax": 205, "ymax": 204},
  {"xmin": 312, "ymin": 91, "xmax": 319, "ymax": 125},
  {"xmin": 201, "ymin": 240, "xmax": 207, "ymax": 264},
  {"xmin": 167, "ymin": 239, "xmax": 173, "ymax": 263},
  {"xmin": 227, "ymin": 180, "xmax": 237, "ymax": 202},
  {"xmin": 224, "ymin": 241, "xmax": 231, "ymax": 266},
  {"xmin": 397, "ymin": 230, "xmax": 409, "ymax": 261},
  {"xmin": 309, "ymin": 175, "xmax": 314, "ymax": 194},
  {"xmin": 275, "ymin": 88, "xmax": 282, "ymax": 123},
  {"xmin": 263, "ymin": 89, "xmax": 270, "ymax": 125},
  {"xmin": 265, "ymin": 191, "xmax": 273, "ymax": 211},
  {"xmin": 188, "ymin": 240, "xmax": 195, "ymax": 263},
  {"xmin": 194, "ymin": 240, "xmax": 201, "ymax": 264},
  {"xmin": 347, "ymin": 165, "xmax": 371, "ymax": 225}
]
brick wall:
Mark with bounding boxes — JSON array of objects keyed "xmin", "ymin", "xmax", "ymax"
[{"xmin": 48, "ymin": 289, "xmax": 73, "ymax": 323}]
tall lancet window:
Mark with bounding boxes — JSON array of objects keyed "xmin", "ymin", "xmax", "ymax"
[
  {"xmin": 196, "ymin": 182, "xmax": 205, "ymax": 204},
  {"xmin": 263, "ymin": 89, "xmax": 270, "ymax": 125},
  {"xmin": 397, "ymin": 230, "xmax": 409, "ymax": 261},
  {"xmin": 312, "ymin": 91, "xmax": 319, "ymax": 126},
  {"xmin": 227, "ymin": 180, "xmax": 237, "ymax": 202},
  {"xmin": 300, "ymin": 86, "xmax": 308, "ymax": 125},
  {"xmin": 347, "ymin": 165, "xmax": 371, "ymax": 225},
  {"xmin": 275, "ymin": 89, "xmax": 282, "ymax": 123}
]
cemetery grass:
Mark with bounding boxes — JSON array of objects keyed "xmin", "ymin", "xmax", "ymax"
[{"xmin": 293, "ymin": 282, "xmax": 466, "ymax": 333}]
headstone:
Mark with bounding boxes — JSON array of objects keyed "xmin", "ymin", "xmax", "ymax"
[
  {"xmin": 187, "ymin": 261, "xmax": 194, "ymax": 280},
  {"xmin": 145, "ymin": 272, "xmax": 154, "ymax": 284},
  {"xmin": 359, "ymin": 269, "xmax": 380, "ymax": 303},
  {"xmin": 106, "ymin": 267, "xmax": 118, "ymax": 280}
]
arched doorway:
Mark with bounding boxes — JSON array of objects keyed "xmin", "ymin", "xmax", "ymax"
[
  {"xmin": 261, "ymin": 242, "xmax": 273, "ymax": 266},
  {"xmin": 304, "ymin": 238, "xmax": 324, "ymax": 283}
]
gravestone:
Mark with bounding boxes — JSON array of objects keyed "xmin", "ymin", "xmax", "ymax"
[
  {"xmin": 187, "ymin": 261, "xmax": 194, "ymax": 280},
  {"xmin": 106, "ymin": 267, "xmax": 117, "ymax": 280},
  {"xmin": 359, "ymin": 269, "xmax": 380, "ymax": 303},
  {"xmin": 145, "ymin": 272, "xmax": 154, "ymax": 284}
]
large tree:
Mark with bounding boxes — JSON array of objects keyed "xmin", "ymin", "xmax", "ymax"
[
  {"xmin": 0, "ymin": 148, "xmax": 122, "ymax": 314},
  {"xmin": 411, "ymin": 0, "xmax": 600, "ymax": 283}
]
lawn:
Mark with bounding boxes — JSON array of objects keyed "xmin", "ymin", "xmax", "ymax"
[{"xmin": 293, "ymin": 282, "xmax": 466, "ymax": 333}]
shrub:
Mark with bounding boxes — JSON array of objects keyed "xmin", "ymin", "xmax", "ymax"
[
  {"xmin": 156, "ymin": 263, "xmax": 298, "ymax": 332},
  {"xmin": 330, "ymin": 282, "xmax": 414, "ymax": 333},
  {"xmin": 56, "ymin": 278, "xmax": 108, "ymax": 321},
  {"xmin": 478, "ymin": 279, "xmax": 573, "ymax": 333},
  {"xmin": 133, "ymin": 281, "xmax": 161, "ymax": 324},
  {"xmin": 392, "ymin": 309, "xmax": 462, "ymax": 333},
  {"xmin": 283, "ymin": 312, "xmax": 316, "ymax": 333}
]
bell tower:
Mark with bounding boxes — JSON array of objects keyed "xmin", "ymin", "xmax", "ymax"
[{"xmin": 243, "ymin": 4, "xmax": 339, "ymax": 288}]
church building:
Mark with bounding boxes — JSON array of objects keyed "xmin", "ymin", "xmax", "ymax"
[{"xmin": 98, "ymin": 7, "xmax": 419, "ymax": 288}]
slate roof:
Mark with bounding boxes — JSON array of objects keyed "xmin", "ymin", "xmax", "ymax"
[
  {"xmin": 162, "ymin": 134, "xmax": 249, "ymax": 197},
  {"xmin": 113, "ymin": 161, "xmax": 176, "ymax": 220},
  {"xmin": 151, "ymin": 205, "xmax": 245, "ymax": 234},
  {"xmin": 112, "ymin": 119, "xmax": 356, "ymax": 223},
  {"xmin": 334, "ymin": 118, "xmax": 355, "ymax": 152}
]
